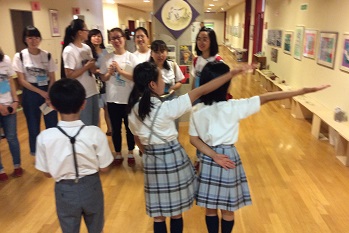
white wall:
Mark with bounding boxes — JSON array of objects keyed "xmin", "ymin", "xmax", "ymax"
[
  {"xmin": 0, "ymin": 0, "xmax": 103, "ymax": 77},
  {"xmin": 264, "ymin": 0, "xmax": 349, "ymax": 113},
  {"xmin": 203, "ymin": 12, "xmax": 225, "ymax": 46},
  {"xmin": 225, "ymin": 2, "xmax": 246, "ymax": 49},
  {"xmin": 117, "ymin": 5, "xmax": 151, "ymax": 30}
]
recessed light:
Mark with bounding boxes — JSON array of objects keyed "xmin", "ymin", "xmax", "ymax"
[
  {"xmin": 209, "ymin": 4, "xmax": 214, "ymax": 6},
  {"xmin": 143, "ymin": 0, "xmax": 150, "ymax": 2},
  {"xmin": 207, "ymin": 7, "xmax": 211, "ymax": 9}
]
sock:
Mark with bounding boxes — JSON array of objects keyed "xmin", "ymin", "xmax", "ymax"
[
  {"xmin": 221, "ymin": 219, "xmax": 235, "ymax": 233},
  {"xmin": 154, "ymin": 221, "xmax": 167, "ymax": 233},
  {"xmin": 127, "ymin": 154, "xmax": 134, "ymax": 158},
  {"xmin": 170, "ymin": 218, "xmax": 183, "ymax": 233},
  {"xmin": 115, "ymin": 154, "xmax": 122, "ymax": 159},
  {"xmin": 205, "ymin": 215, "xmax": 219, "ymax": 233}
]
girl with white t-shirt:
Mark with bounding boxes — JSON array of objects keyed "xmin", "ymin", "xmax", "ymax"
[
  {"xmin": 189, "ymin": 62, "xmax": 330, "ymax": 233},
  {"xmin": 62, "ymin": 19, "xmax": 99, "ymax": 126},
  {"xmin": 127, "ymin": 62, "xmax": 251, "ymax": 233},
  {"xmin": 86, "ymin": 29, "xmax": 112, "ymax": 136},
  {"xmin": 0, "ymin": 49, "xmax": 22, "ymax": 181},
  {"xmin": 100, "ymin": 27, "xmax": 140, "ymax": 166},
  {"xmin": 12, "ymin": 26, "xmax": 58, "ymax": 156},
  {"xmin": 133, "ymin": 27, "xmax": 151, "ymax": 62}
]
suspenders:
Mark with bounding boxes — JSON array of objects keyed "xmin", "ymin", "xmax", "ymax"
[{"xmin": 56, "ymin": 125, "xmax": 85, "ymax": 183}]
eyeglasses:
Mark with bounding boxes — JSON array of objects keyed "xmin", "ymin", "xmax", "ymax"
[
  {"xmin": 110, "ymin": 36, "xmax": 124, "ymax": 42},
  {"xmin": 81, "ymin": 29, "xmax": 89, "ymax": 32}
]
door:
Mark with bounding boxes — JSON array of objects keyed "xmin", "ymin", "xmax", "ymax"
[{"xmin": 10, "ymin": 10, "xmax": 34, "ymax": 52}]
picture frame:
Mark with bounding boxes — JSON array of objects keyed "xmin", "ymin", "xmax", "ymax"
[
  {"xmin": 283, "ymin": 30, "xmax": 293, "ymax": 55},
  {"xmin": 49, "ymin": 9, "xmax": 60, "ymax": 37},
  {"xmin": 267, "ymin": 29, "xmax": 282, "ymax": 47},
  {"xmin": 271, "ymin": 48, "xmax": 278, "ymax": 63},
  {"xmin": 340, "ymin": 33, "xmax": 349, "ymax": 72},
  {"xmin": 294, "ymin": 26, "xmax": 304, "ymax": 60},
  {"xmin": 317, "ymin": 31, "xmax": 338, "ymax": 69},
  {"xmin": 303, "ymin": 29, "xmax": 317, "ymax": 59}
]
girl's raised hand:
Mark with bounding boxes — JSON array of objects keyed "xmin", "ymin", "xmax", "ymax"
[{"xmin": 303, "ymin": 84, "xmax": 331, "ymax": 94}]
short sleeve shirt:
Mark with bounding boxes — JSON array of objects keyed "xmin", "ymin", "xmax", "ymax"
[{"xmin": 0, "ymin": 55, "xmax": 16, "ymax": 104}]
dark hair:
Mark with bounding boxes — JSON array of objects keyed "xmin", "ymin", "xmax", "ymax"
[
  {"xmin": 0, "ymin": 48, "xmax": 4, "ymax": 62},
  {"xmin": 49, "ymin": 78, "xmax": 86, "ymax": 114},
  {"xmin": 124, "ymin": 28, "xmax": 131, "ymax": 40},
  {"xmin": 149, "ymin": 40, "xmax": 170, "ymax": 70},
  {"xmin": 61, "ymin": 19, "xmax": 85, "ymax": 78},
  {"xmin": 200, "ymin": 61, "xmax": 230, "ymax": 105},
  {"xmin": 128, "ymin": 62, "xmax": 160, "ymax": 120},
  {"xmin": 22, "ymin": 26, "xmax": 41, "ymax": 46},
  {"xmin": 195, "ymin": 27, "xmax": 219, "ymax": 56},
  {"xmin": 134, "ymin": 27, "xmax": 149, "ymax": 39},
  {"xmin": 107, "ymin": 27, "xmax": 125, "ymax": 42},
  {"xmin": 86, "ymin": 29, "xmax": 106, "ymax": 59}
]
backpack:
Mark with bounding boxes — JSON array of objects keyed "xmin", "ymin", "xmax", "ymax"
[
  {"xmin": 193, "ymin": 54, "xmax": 223, "ymax": 67},
  {"xmin": 20, "ymin": 51, "xmax": 51, "ymax": 63}
]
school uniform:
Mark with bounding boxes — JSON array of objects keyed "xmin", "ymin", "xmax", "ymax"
[
  {"xmin": 128, "ymin": 94, "xmax": 196, "ymax": 217},
  {"xmin": 62, "ymin": 43, "xmax": 99, "ymax": 126},
  {"xmin": 189, "ymin": 96, "xmax": 260, "ymax": 211},
  {"xmin": 35, "ymin": 120, "xmax": 113, "ymax": 233},
  {"xmin": 191, "ymin": 55, "xmax": 223, "ymax": 88},
  {"xmin": 12, "ymin": 48, "xmax": 58, "ymax": 154}
]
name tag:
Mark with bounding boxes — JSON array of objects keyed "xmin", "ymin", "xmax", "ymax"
[
  {"xmin": 0, "ymin": 80, "xmax": 10, "ymax": 94},
  {"xmin": 36, "ymin": 75, "xmax": 48, "ymax": 86},
  {"xmin": 114, "ymin": 73, "xmax": 125, "ymax": 87}
]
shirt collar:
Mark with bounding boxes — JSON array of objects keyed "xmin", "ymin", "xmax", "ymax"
[{"xmin": 57, "ymin": 120, "xmax": 84, "ymax": 127}]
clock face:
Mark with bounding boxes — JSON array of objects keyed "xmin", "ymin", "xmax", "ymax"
[{"xmin": 161, "ymin": 0, "xmax": 193, "ymax": 31}]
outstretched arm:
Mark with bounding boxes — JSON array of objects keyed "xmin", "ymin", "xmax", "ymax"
[
  {"xmin": 259, "ymin": 85, "xmax": 330, "ymax": 105},
  {"xmin": 188, "ymin": 64, "xmax": 255, "ymax": 104},
  {"xmin": 190, "ymin": 136, "xmax": 236, "ymax": 170}
]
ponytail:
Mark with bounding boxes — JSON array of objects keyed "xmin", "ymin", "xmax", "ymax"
[
  {"xmin": 61, "ymin": 19, "xmax": 85, "ymax": 78},
  {"xmin": 127, "ymin": 62, "xmax": 160, "ymax": 121}
]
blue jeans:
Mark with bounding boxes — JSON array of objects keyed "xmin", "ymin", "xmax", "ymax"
[
  {"xmin": 22, "ymin": 85, "xmax": 58, "ymax": 154},
  {"xmin": 0, "ymin": 113, "xmax": 21, "ymax": 170}
]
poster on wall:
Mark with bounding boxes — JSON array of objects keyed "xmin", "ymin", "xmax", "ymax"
[
  {"xmin": 294, "ymin": 26, "xmax": 304, "ymax": 60},
  {"xmin": 317, "ymin": 31, "xmax": 338, "ymax": 69},
  {"xmin": 154, "ymin": 0, "xmax": 199, "ymax": 39},
  {"xmin": 340, "ymin": 33, "xmax": 349, "ymax": 72},
  {"xmin": 179, "ymin": 45, "xmax": 192, "ymax": 65},
  {"xmin": 167, "ymin": 45, "xmax": 176, "ymax": 61},
  {"xmin": 303, "ymin": 29, "xmax": 317, "ymax": 59},
  {"xmin": 191, "ymin": 22, "xmax": 201, "ymax": 42},
  {"xmin": 283, "ymin": 31, "xmax": 293, "ymax": 55},
  {"xmin": 179, "ymin": 65, "xmax": 190, "ymax": 84}
]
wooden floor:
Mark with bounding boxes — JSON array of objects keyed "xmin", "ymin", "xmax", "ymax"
[{"xmin": 1, "ymin": 47, "xmax": 349, "ymax": 233}]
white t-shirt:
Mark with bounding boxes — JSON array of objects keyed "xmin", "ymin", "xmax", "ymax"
[
  {"xmin": 35, "ymin": 120, "xmax": 114, "ymax": 182},
  {"xmin": 100, "ymin": 51, "xmax": 140, "ymax": 104},
  {"xmin": 12, "ymin": 48, "xmax": 56, "ymax": 85},
  {"xmin": 133, "ymin": 50, "xmax": 151, "ymax": 63},
  {"xmin": 191, "ymin": 54, "xmax": 223, "ymax": 88},
  {"xmin": 0, "ymin": 55, "xmax": 16, "ymax": 105},
  {"xmin": 62, "ymin": 43, "xmax": 98, "ymax": 98},
  {"xmin": 189, "ymin": 96, "xmax": 261, "ymax": 146},
  {"xmin": 162, "ymin": 60, "xmax": 185, "ymax": 86},
  {"xmin": 128, "ymin": 94, "xmax": 192, "ymax": 145}
]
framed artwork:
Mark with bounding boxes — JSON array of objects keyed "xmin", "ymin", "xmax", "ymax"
[
  {"xmin": 267, "ymin": 29, "xmax": 282, "ymax": 47},
  {"xmin": 303, "ymin": 29, "xmax": 317, "ymax": 59},
  {"xmin": 340, "ymin": 34, "xmax": 349, "ymax": 72},
  {"xmin": 49, "ymin": 9, "xmax": 60, "ymax": 37},
  {"xmin": 317, "ymin": 31, "xmax": 338, "ymax": 69},
  {"xmin": 167, "ymin": 45, "xmax": 176, "ymax": 61},
  {"xmin": 271, "ymin": 48, "xmax": 278, "ymax": 63},
  {"xmin": 179, "ymin": 45, "xmax": 192, "ymax": 65},
  {"xmin": 294, "ymin": 26, "xmax": 304, "ymax": 60},
  {"xmin": 154, "ymin": 0, "xmax": 199, "ymax": 39},
  {"xmin": 283, "ymin": 31, "xmax": 293, "ymax": 55}
]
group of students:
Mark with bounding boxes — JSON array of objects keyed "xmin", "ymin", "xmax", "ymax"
[{"xmin": 0, "ymin": 18, "xmax": 330, "ymax": 233}]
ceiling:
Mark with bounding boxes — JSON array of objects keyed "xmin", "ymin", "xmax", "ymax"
[{"xmin": 104, "ymin": 0, "xmax": 244, "ymax": 14}]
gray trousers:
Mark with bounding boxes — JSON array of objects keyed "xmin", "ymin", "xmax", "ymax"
[{"xmin": 55, "ymin": 173, "xmax": 104, "ymax": 233}]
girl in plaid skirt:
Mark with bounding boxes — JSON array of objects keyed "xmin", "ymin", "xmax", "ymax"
[
  {"xmin": 189, "ymin": 61, "xmax": 330, "ymax": 233},
  {"xmin": 128, "ymin": 62, "xmax": 251, "ymax": 233}
]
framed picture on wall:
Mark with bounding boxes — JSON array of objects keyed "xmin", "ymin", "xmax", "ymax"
[
  {"xmin": 48, "ymin": 9, "xmax": 60, "ymax": 37},
  {"xmin": 283, "ymin": 31, "xmax": 293, "ymax": 55},
  {"xmin": 317, "ymin": 31, "xmax": 338, "ymax": 69},
  {"xmin": 294, "ymin": 26, "xmax": 304, "ymax": 60},
  {"xmin": 303, "ymin": 29, "xmax": 317, "ymax": 59},
  {"xmin": 340, "ymin": 33, "xmax": 349, "ymax": 72}
]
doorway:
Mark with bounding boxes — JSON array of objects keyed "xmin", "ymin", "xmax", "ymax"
[{"xmin": 10, "ymin": 10, "xmax": 34, "ymax": 52}]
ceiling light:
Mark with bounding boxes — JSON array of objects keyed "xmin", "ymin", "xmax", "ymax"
[
  {"xmin": 106, "ymin": 0, "xmax": 115, "ymax": 3},
  {"xmin": 143, "ymin": 0, "xmax": 150, "ymax": 2},
  {"xmin": 209, "ymin": 4, "xmax": 215, "ymax": 6},
  {"xmin": 213, "ymin": 0, "xmax": 218, "ymax": 1},
  {"xmin": 207, "ymin": 7, "xmax": 211, "ymax": 9}
]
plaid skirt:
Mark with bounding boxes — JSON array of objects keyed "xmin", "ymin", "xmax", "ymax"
[
  {"xmin": 196, "ymin": 145, "xmax": 252, "ymax": 211},
  {"xmin": 143, "ymin": 140, "xmax": 197, "ymax": 217}
]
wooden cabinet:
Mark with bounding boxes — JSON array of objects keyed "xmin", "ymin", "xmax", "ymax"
[{"xmin": 254, "ymin": 54, "xmax": 267, "ymax": 69}]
